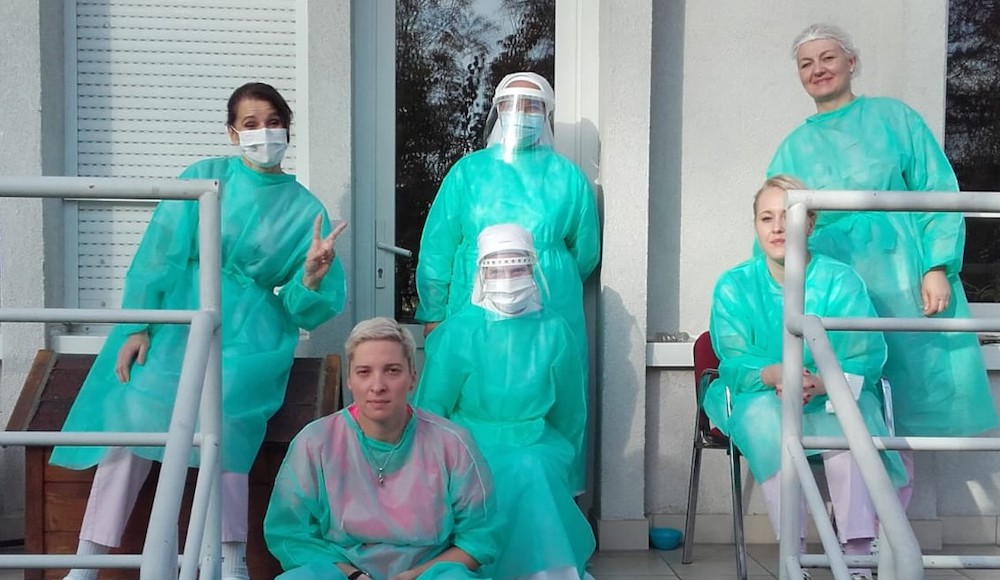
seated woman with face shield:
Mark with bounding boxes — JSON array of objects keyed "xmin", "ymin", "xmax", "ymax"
[{"xmin": 414, "ymin": 224, "xmax": 595, "ymax": 580}]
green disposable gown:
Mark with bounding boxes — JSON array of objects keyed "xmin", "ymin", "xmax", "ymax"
[
  {"xmin": 50, "ymin": 156, "xmax": 346, "ymax": 473},
  {"xmin": 703, "ymin": 254, "xmax": 906, "ymax": 486},
  {"xmin": 768, "ymin": 95, "xmax": 997, "ymax": 437},
  {"xmin": 265, "ymin": 408, "xmax": 497, "ymax": 580},
  {"xmin": 414, "ymin": 306, "xmax": 594, "ymax": 579},
  {"xmin": 415, "ymin": 145, "xmax": 600, "ymax": 362}
]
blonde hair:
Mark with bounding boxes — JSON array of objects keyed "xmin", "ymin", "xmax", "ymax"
[
  {"xmin": 791, "ymin": 23, "xmax": 861, "ymax": 77},
  {"xmin": 345, "ymin": 317, "xmax": 416, "ymax": 372},
  {"xmin": 753, "ymin": 175, "xmax": 813, "ymax": 216}
]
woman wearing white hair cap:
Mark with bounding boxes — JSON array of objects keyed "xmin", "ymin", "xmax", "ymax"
[
  {"xmin": 415, "ymin": 72, "xmax": 600, "ymax": 375},
  {"xmin": 415, "ymin": 223, "xmax": 594, "ymax": 580},
  {"xmin": 768, "ymin": 23, "xmax": 997, "ymax": 512}
]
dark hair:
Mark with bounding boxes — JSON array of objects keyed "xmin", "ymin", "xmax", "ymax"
[{"xmin": 226, "ymin": 82, "xmax": 293, "ymax": 129}]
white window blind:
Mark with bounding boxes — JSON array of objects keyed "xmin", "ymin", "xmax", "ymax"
[{"xmin": 67, "ymin": 0, "xmax": 298, "ymax": 326}]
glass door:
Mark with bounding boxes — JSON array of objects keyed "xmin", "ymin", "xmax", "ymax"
[{"xmin": 353, "ymin": 0, "xmax": 556, "ymax": 324}]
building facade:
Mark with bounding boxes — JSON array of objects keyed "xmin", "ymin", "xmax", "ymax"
[{"xmin": 1, "ymin": 0, "xmax": 998, "ymax": 551}]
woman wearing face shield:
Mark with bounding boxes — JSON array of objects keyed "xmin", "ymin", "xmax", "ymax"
[
  {"xmin": 51, "ymin": 82, "xmax": 348, "ymax": 580},
  {"xmin": 768, "ymin": 23, "xmax": 997, "ymax": 509},
  {"xmin": 415, "ymin": 72, "xmax": 600, "ymax": 374},
  {"xmin": 415, "ymin": 224, "xmax": 595, "ymax": 580}
]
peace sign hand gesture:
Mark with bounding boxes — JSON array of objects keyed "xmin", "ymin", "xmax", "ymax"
[{"xmin": 303, "ymin": 213, "xmax": 348, "ymax": 290}]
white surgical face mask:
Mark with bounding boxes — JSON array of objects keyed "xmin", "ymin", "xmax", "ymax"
[
  {"xmin": 499, "ymin": 112, "xmax": 545, "ymax": 149},
  {"xmin": 237, "ymin": 127, "xmax": 288, "ymax": 168},
  {"xmin": 481, "ymin": 275, "xmax": 538, "ymax": 315}
]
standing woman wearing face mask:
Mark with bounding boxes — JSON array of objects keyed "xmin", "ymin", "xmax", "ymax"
[
  {"xmin": 415, "ymin": 224, "xmax": 595, "ymax": 580},
  {"xmin": 415, "ymin": 72, "xmax": 601, "ymax": 375},
  {"xmin": 51, "ymin": 82, "xmax": 348, "ymax": 580}
]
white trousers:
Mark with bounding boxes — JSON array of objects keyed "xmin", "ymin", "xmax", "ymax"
[
  {"xmin": 79, "ymin": 448, "xmax": 248, "ymax": 547},
  {"xmin": 760, "ymin": 451, "xmax": 877, "ymax": 543}
]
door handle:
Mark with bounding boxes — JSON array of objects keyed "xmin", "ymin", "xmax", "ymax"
[{"xmin": 376, "ymin": 242, "xmax": 413, "ymax": 259}]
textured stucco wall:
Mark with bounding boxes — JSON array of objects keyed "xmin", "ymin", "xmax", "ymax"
[
  {"xmin": 595, "ymin": 0, "xmax": 652, "ymax": 543},
  {"xmin": 296, "ymin": 0, "xmax": 355, "ymax": 358},
  {"xmin": 0, "ymin": 0, "xmax": 65, "ymax": 541}
]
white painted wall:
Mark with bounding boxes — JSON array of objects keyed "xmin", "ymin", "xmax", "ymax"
[
  {"xmin": 595, "ymin": 0, "xmax": 653, "ymax": 550},
  {"xmin": 0, "ymin": 0, "xmax": 65, "ymax": 542}
]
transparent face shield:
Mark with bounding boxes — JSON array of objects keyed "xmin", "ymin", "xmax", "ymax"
[
  {"xmin": 472, "ymin": 251, "xmax": 545, "ymax": 317},
  {"xmin": 483, "ymin": 91, "xmax": 554, "ymax": 160}
]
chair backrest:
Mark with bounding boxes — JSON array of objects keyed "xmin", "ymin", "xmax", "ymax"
[
  {"xmin": 693, "ymin": 331, "xmax": 721, "ymax": 434},
  {"xmin": 693, "ymin": 331, "xmax": 720, "ymax": 385}
]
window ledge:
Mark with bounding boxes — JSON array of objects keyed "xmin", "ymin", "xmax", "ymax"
[{"xmin": 646, "ymin": 341, "xmax": 1000, "ymax": 371}]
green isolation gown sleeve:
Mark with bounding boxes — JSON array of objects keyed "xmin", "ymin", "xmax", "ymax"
[
  {"xmin": 703, "ymin": 254, "xmax": 905, "ymax": 485},
  {"xmin": 767, "ymin": 96, "xmax": 996, "ymax": 437},
  {"xmin": 116, "ymin": 198, "xmax": 198, "ymax": 336}
]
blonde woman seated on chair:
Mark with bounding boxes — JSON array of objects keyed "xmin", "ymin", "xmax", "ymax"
[{"xmin": 703, "ymin": 175, "xmax": 907, "ymax": 580}]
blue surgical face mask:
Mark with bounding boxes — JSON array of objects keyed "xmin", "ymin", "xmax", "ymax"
[{"xmin": 498, "ymin": 112, "xmax": 546, "ymax": 149}]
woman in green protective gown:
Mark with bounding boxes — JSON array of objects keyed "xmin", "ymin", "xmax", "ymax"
[
  {"xmin": 705, "ymin": 176, "xmax": 904, "ymax": 579},
  {"xmin": 53, "ymin": 82, "xmax": 347, "ymax": 580},
  {"xmin": 415, "ymin": 224, "xmax": 595, "ymax": 580},
  {"xmin": 415, "ymin": 72, "xmax": 600, "ymax": 368},
  {"xmin": 768, "ymin": 23, "xmax": 997, "ymax": 510}
]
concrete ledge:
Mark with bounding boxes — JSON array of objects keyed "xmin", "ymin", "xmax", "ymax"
[{"xmin": 596, "ymin": 518, "xmax": 650, "ymax": 551}]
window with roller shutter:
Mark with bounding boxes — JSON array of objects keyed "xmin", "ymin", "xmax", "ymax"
[{"xmin": 64, "ymin": 0, "xmax": 299, "ymax": 335}]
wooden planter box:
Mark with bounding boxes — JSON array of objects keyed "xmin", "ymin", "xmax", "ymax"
[{"xmin": 5, "ymin": 350, "xmax": 342, "ymax": 580}]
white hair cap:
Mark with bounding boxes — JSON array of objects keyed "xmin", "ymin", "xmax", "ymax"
[
  {"xmin": 492, "ymin": 72, "xmax": 555, "ymax": 110},
  {"xmin": 791, "ymin": 23, "xmax": 861, "ymax": 76},
  {"xmin": 476, "ymin": 223, "xmax": 536, "ymax": 263}
]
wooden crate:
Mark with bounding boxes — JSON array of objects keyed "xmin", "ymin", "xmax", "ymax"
[{"xmin": 6, "ymin": 350, "xmax": 342, "ymax": 580}]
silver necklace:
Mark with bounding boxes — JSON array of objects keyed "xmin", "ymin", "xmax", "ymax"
[{"xmin": 362, "ymin": 435, "xmax": 404, "ymax": 487}]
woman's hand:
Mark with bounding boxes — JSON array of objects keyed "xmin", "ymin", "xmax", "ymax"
[
  {"xmin": 391, "ymin": 570, "xmax": 420, "ymax": 580},
  {"xmin": 921, "ymin": 268, "xmax": 951, "ymax": 316},
  {"xmin": 801, "ymin": 370, "xmax": 826, "ymax": 404},
  {"xmin": 760, "ymin": 364, "xmax": 782, "ymax": 390},
  {"xmin": 115, "ymin": 331, "xmax": 150, "ymax": 383},
  {"xmin": 303, "ymin": 214, "xmax": 348, "ymax": 290}
]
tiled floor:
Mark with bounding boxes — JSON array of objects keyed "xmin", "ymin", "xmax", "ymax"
[
  {"xmin": 2, "ymin": 544, "xmax": 1000, "ymax": 579},
  {"xmin": 589, "ymin": 544, "xmax": 1000, "ymax": 579}
]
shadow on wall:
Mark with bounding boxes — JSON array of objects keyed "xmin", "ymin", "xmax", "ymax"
[
  {"xmin": 594, "ymin": 286, "xmax": 645, "ymax": 526},
  {"xmin": 647, "ymin": 0, "xmax": 684, "ymax": 337}
]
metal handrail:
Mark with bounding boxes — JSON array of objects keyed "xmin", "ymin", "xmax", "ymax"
[
  {"xmin": 0, "ymin": 176, "xmax": 222, "ymax": 580},
  {"xmin": 780, "ymin": 189, "xmax": 1000, "ymax": 580}
]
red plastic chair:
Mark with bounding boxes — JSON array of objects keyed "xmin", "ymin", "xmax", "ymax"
[{"xmin": 681, "ymin": 331, "xmax": 748, "ymax": 580}]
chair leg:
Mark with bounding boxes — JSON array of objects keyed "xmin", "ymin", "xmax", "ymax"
[
  {"xmin": 729, "ymin": 445, "xmax": 748, "ymax": 580},
  {"xmin": 682, "ymin": 437, "xmax": 703, "ymax": 564}
]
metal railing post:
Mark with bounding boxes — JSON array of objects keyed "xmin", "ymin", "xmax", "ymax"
[
  {"xmin": 196, "ymin": 185, "xmax": 223, "ymax": 580},
  {"xmin": 803, "ymin": 316, "xmax": 923, "ymax": 579},
  {"xmin": 0, "ymin": 177, "xmax": 221, "ymax": 577},
  {"xmin": 778, "ymin": 200, "xmax": 809, "ymax": 580}
]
